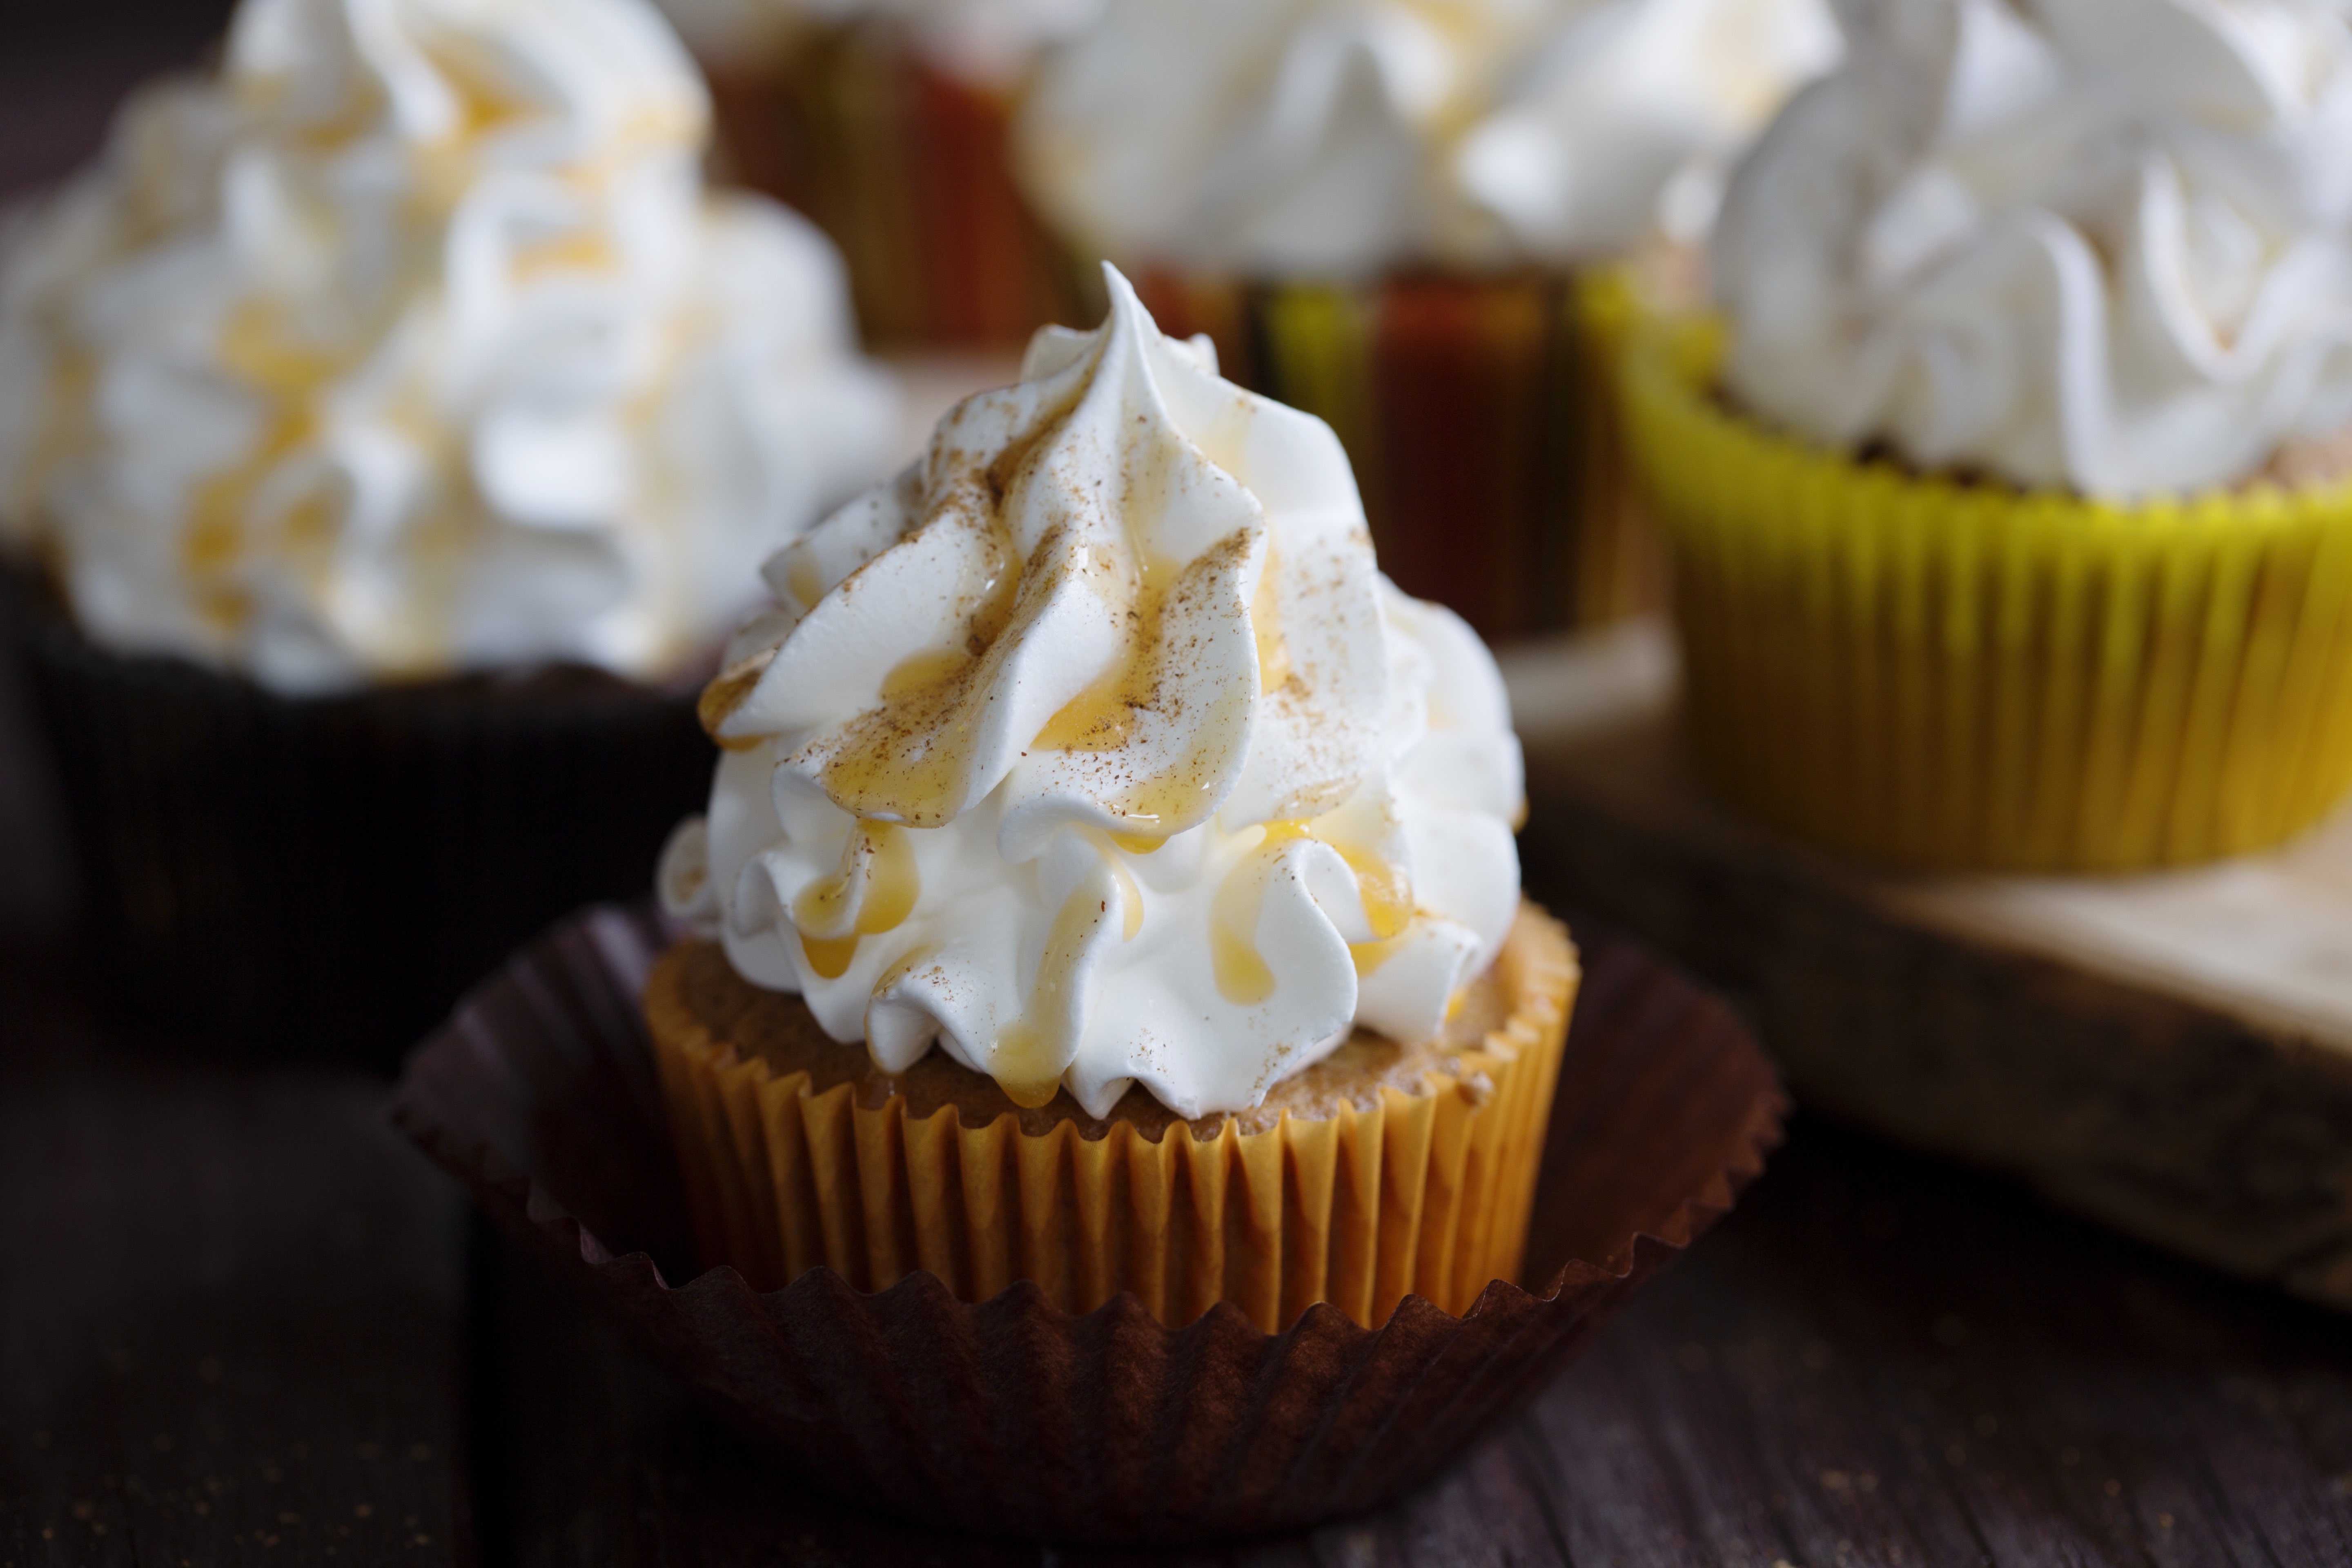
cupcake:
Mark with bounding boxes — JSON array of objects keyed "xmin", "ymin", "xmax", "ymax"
[
  {"xmin": 0, "ymin": 0, "xmax": 900, "ymax": 1061},
  {"xmin": 1013, "ymin": 0, "xmax": 1840, "ymax": 639},
  {"xmin": 652, "ymin": 265, "xmax": 1575, "ymax": 1330},
  {"xmin": 1624, "ymin": 0, "xmax": 2352, "ymax": 869},
  {"xmin": 655, "ymin": 0, "xmax": 1104, "ymax": 347}
]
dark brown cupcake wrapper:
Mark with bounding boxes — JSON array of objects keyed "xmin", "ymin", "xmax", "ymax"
[
  {"xmin": 392, "ymin": 901, "xmax": 1782, "ymax": 1543},
  {"xmin": 4, "ymin": 567, "xmax": 714, "ymax": 1068}
]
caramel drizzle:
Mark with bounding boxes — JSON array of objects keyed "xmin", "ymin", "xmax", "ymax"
[
  {"xmin": 792, "ymin": 821, "xmax": 920, "ymax": 980},
  {"xmin": 1210, "ymin": 822, "xmax": 1415, "ymax": 1004},
  {"xmin": 991, "ymin": 875, "xmax": 1109, "ymax": 1108}
]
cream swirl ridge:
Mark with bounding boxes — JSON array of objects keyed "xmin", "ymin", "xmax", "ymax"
[
  {"xmin": 662, "ymin": 265, "xmax": 1525, "ymax": 1118},
  {"xmin": 655, "ymin": 0, "xmax": 1107, "ymax": 88},
  {"xmin": 1014, "ymin": 0, "xmax": 1840, "ymax": 276},
  {"xmin": 0, "ymin": 0, "xmax": 898, "ymax": 692},
  {"xmin": 1715, "ymin": 0, "xmax": 2352, "ymax": 496}
]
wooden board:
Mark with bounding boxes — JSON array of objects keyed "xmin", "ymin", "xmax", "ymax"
[{"xmin": 1501, "ymin": 619, "xmax": 2352, "ymax": 1310}]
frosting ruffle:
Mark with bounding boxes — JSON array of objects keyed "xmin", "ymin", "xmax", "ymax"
[
  {"xmin": 0, "ymin": 0, "xmax": 898, "ymax": 692},
  {"xmin": 662, "ymin": 265, "xmax": 1525, "ymax": 1118},
  {"xmin": 653, "ymin": 0, "xmax": 1106, "ymax": 87},
  {"xmin": 1016, "ymin": 0, "xmax": 1839, "ymax": 276},
  {"xmin": 1715, "ymin": 0, "xmax": 2352, "ymax": 497}
]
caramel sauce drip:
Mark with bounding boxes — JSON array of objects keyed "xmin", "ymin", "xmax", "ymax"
[
  {"xmin": 882, "ymin": 646, "xmax": 970, "ymax": 702},
  {"xmin": 1107, "ymin": 831, "xmax": 1165, "ymax": 855},
  {"xmin": 1334, "ymin": 843, "xmax": 1411, "ymax": 940},
  {"xmin": 813, "ymin": 510, "xmax": 1022, "ymax": 828},
  {"xmin": 1211, "ymin": 823, "xmax": 1417, "ymax": 1002},
  {"xmin": 791, "ymin": 821, "xmax": 920, "ymax": 980},
  {"xmin": 697, "ymin": 647, "xmax": 775, "ymax": 750},
  {"xmin": 1208, "ymin": 823, "xmax": 1305, "ymax": 1006},
  {"xmin": 993, "ymin": 876, "xmax": 1109, "ymax": 1108},
  {"xmin": 1030, "ymin": 546, "xmax": 1171, "ymax": 757},
  {"xmin": 1104, "ymin": 851, "xmax": 1145, "ymax": 942}
]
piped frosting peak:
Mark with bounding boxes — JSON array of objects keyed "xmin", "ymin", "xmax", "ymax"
[{"xmin": 664, "ymin": 265, "xmax": 1526, "ymax": 1118}]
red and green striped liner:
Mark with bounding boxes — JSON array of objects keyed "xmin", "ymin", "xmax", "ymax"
[
  {"xmin": 704, "ymin": 27, "xmax": 1099, "ymax": 349},
  {"xmin": 1135, "ymin": 267, "xmax": 1662, "ymax": 640}
]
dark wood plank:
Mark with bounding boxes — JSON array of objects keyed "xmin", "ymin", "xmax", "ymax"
[
  {"xmin": 468, "ymin": 1082, "xmax": 2352, "ymax": 1566},
  {"xmin": 0, "ymin": 944, "xmax": 470, "ymax": 1568}
]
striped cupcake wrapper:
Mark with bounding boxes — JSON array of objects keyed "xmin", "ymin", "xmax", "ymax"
[
  {"xmin": 1131, "ymin": 267, "xmax": 1664, "ymax": 641},
  {"xmin": 704, "ymin": 27, "xmax": 1099, "ymax": 349}
]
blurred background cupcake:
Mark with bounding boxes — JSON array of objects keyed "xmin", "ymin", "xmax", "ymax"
[
  {"xmin": 0, "ymin": 0, "xmax": 900, "ymax": 1063},
  {"xmin": 657, "ymin": 0, "xmax": 1105, "ymax": 349},
  {"xmin": 1624, "ymin": 0, "xmax": 2352, "ymax": 869},
  {"xmin": 1015, "ymin": 0, "xmax": 1840, "ymax": 639}
]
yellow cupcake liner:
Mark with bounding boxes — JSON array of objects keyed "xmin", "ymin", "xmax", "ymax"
[
  {"xmin": 646, "ymin": 905, "xmax": 1577, "ymax": 1333},
  {"xmin": 1621, "ymin": 315, "xmax": 2352, "ymax": 871},
  {"xmin": 1133, "ymin": 268, "xmax": 1664, "ymax": 638}
]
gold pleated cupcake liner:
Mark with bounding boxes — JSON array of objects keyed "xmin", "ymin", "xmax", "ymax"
[
  {"xmin": 1131, "ymin": 268, "xmax": 1664, "ymax": 639},
  {"xmin": 1621, "ymin": 316, "xmax": 2352, "ymax": 871},
  {"xmin": 647, "ymin": 904, "xmax": 1578, "ymax": 1332}
]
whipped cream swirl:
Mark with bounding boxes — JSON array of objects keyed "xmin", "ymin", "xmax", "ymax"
[
  {"xmin": 1016, "ymin": 0, "xmax": 1840, "ymax": 276},
  {"xmin": 655, "ymin": 0, "xmax": 1105, "ymax": 88},
  {"xmin": 1715, "ymin": 0, "xmax": 2352, "ymax": 496},
  {"xmin": 0, "ymin": 0, "xmax": 898, "ymax": 693},
  {"xmin": 661, "ymin": 266, "xmax": 1525, "ymax": 1119}
]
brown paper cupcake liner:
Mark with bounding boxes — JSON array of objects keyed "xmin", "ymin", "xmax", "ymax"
[
  {"xmin": 1131, "ymin": 267, "xmax": 1665, "ymax": 642},
  {"xmin": 3, "ymin": 566, "xmax": 713, "ymax": 1067},
  {"xmin": 651, "ymin": 905, "xmax": 1575, "ymax": 1333},
  {"xmin": 702, "ymin": 27, "xmax": 1098, "ymax": 349},
  {"xmin": 392, "ymin": 901, "xmax": 1782, "ymax": 1543},
  {"xmin": 1622, "ymin": 316, "xmax": 2352, "ymax": 870}
]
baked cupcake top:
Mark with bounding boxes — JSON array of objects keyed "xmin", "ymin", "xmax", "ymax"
[
  {"xmin": 661, "ymin": 265, "xmax": 1525, "ymax": 1118},
  {"xmin": 1015, "ymin": 0, "xmax": 1840, "ymax": 278},
  {"xmin": 0, "ymin": 0, "xmax": 898, "ymax": 693},
  {"xmin": 1715, "ymin": 0, "xmax": 2352, "ymax": 497},
  {"xmin": 655, "ymin": 0, "xmax": 1104, "ymax": 88}
]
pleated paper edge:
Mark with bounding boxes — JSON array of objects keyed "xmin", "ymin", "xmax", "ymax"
[
  {"xmin": 390, "ymin": 900, "xmax": 1787, "ymax": 1355},
  {"xmin": 648, "ymin": 904, "xmax": 1579, "ymax": 1333}
]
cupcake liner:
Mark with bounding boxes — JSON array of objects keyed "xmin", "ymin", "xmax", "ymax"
[
  {"xmin": 3, "ymin": 568, "xmax": 713, "ymax": 1068},
  {"xmin": 1133, "ymin": 267, "xmax": 1665, "ymax": 642},
  {"xmin": 703, "ymin": 27, "xmax": 1097, "ymax": 349},
  {"xmin": 391, "ymin": 901, "xmax": 1782, "ymax": 1544},
  {"xmin": 1622, "ymin": 317, "xmax": 2352, "ymax": 871},
  {"xmin": 649, "ymin": 906, "xmax": 1576, "ymax": 1333}
]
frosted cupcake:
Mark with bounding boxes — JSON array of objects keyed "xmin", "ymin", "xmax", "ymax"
[
  {"xmin": 0, "ymin": 0, "xmax": 899, "ymax": 1060},
  {"xmin": 1014, "ymin": 0, "xmax": 1839, "ymax": 638},
  {"xmin": 1623, "ymin": 0, "xmax": 2352, "ymax": 869},
  {"xmin": 652, "ymin": 266, "xmax": 1576, "ymax": 1330},
  {"xmin": 655, "ymin": 0, "xmax": 1102, "ymax": 347}
]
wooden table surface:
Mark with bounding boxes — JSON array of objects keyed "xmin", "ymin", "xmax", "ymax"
[{"xmin": 7, "ymin": 917, "xmax": 2352, "ymax": 1568}]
